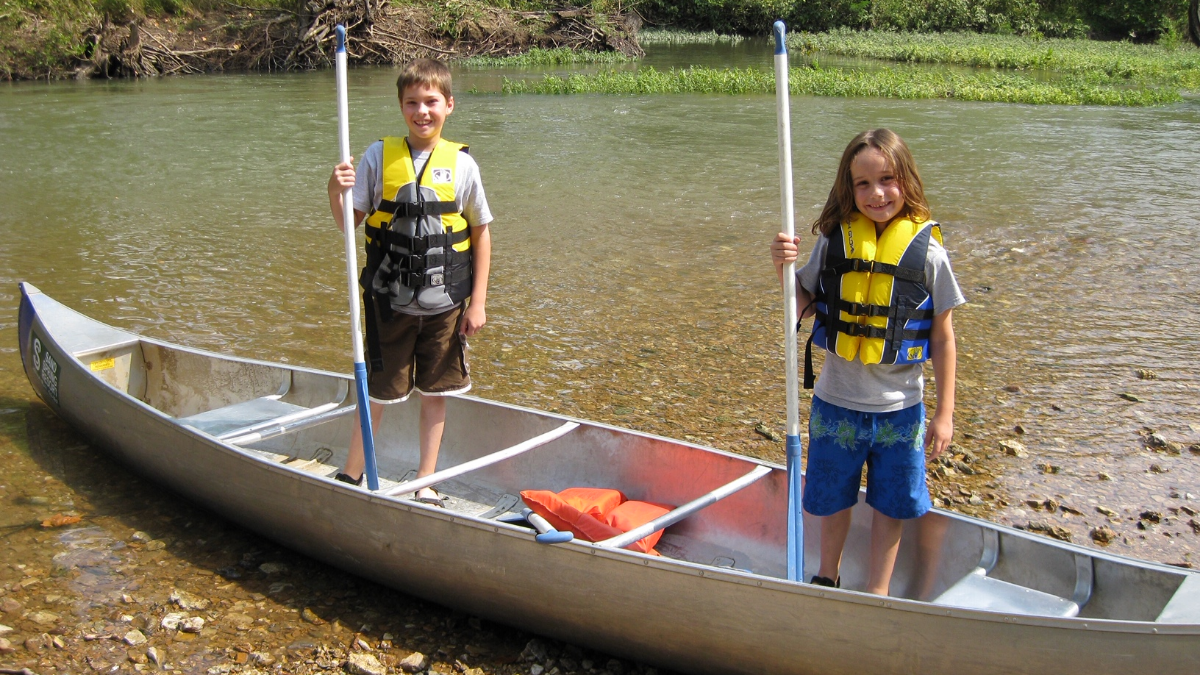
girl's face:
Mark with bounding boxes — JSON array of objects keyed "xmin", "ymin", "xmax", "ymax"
[{"xmin": 850, "ymin": 147, "xmax": 905, "ymax": 227}]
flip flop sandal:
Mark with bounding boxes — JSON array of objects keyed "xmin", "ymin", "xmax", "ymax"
[{"xmin": 413, "ymin": 488, "xmax": 448, "ymax": 507}]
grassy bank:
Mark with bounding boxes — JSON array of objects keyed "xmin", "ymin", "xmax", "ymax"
[
  {"xmin": 795, "ymin": 28, "xmax": 1200, "ymax": 89},
  {"xmin": 460, "ymin": 46, "xmax": 630, "ymax": 68},
  {"xmin": 502, "ymin": 64, "xmax": 1181, "ymax": 106}
]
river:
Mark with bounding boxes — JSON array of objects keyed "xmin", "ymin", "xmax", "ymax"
[{"xmin": 1, "ymin": 42, "xmax": 1199, "ymax": 673}]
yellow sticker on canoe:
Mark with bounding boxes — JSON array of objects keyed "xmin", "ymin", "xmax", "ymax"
[{"xmin": 90, "ymin": 357, "xmax": 116, "ymax": 372}]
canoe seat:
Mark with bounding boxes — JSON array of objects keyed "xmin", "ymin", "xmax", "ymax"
[
  {"xmin": 180, "ymin": 377, "xmax": 349, "ymax": 441},
  {"xmin": 931, "ymin": 528, "xmax": 1092, "ymax": 618}
]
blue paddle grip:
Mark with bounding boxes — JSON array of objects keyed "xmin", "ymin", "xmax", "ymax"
[
  {"xmin": 786, "ymin": 433, "xmax": 804, "ymax": 581},
  {"xmin": 354, "ymin": 362, "xmax": 380, "ymax": 491},
  {"xmin": 336, "ymin": 25, "xmax": 346, "ymax": 53},
  {"xmin": 773, "ymin": 21, "xmax": 787, "ymax": 55}
]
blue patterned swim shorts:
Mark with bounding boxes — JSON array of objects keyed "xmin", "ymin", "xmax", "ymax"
[{"xmin": 801, "ymin": 396, "xmax": 932, "ymax": 520}]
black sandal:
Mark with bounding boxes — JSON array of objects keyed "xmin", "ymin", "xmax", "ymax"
[
  {"xmin": 335, "ymin": 472, "xmax": 363, "ymax": 486},
  {"xmin": 810, "ymin": 575, "xmax": 840, "ymax": 588}
]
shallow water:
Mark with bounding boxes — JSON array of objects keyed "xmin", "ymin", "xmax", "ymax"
[{"xmin": 1, "ymin": 41, "xmax": 1199, "ymax": 672}]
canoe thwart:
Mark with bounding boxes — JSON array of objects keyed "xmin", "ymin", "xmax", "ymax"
[
  {"xmin": 382, "ymin": 421, "xmax": 580, "ymax": 497},
  {"xmin": 597, "ymin": 464, "xmax": 773, "ymax": 550},
  {"xmin": 181, "ymin": 375, "xmax": 349, "ymax": 442},
  {"xmin": 932, "ymin": 528, "xmax": 1092, "ymax": 618}
]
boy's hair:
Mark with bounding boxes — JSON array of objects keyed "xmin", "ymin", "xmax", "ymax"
[
  {"xmin": 396, "ymin": 59, "xmax": 453, "ymax": 99},
  {"xmin": 812, "ymin": 128, "xmax": 930, "ymax": 236}
]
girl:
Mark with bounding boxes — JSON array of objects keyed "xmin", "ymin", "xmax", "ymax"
[{"xmin": 770, "ymin": 129, "xmax": 965, "ymax": 596}]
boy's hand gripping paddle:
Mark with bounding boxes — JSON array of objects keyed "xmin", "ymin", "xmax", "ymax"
[
  {"xmin": 774, "ymin": 20, "xmax": 804, "ymax": 582},
  {"xmin": 335, "ymin": 25, "xmax": 380, "ymax": 491}
]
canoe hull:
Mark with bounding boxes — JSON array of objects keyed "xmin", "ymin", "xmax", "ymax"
[{"xmin": 18, "ymin": 283, "xmax": 1200, "ymax": 675}]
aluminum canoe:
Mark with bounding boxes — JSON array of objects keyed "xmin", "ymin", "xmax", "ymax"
[{"xmin": 16, "ymin": 282, "xmax": 1200, "ymax": 675}]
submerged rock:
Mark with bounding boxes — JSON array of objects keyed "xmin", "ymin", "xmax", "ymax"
[
  {"xmin": 1091, "ymin": 527, "xmax": 1116, "ymax": 545},
  {"xmin": 346, "ymin": 653, "xmax": 387, "ymax": 675}
]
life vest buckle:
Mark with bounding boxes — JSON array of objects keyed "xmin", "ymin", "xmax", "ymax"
[{"xmin": 429, "ymin": 272, "xmax": 445, "ymax": 286}]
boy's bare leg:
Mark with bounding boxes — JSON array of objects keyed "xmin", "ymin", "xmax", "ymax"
[
  {"xmin": 415, "ymin": 393, "xmax": 446, "ymax": 501},
  {"xmin": 344, "ymin": 402, "xmax": 385, "ymax": 480},
  {"xmin": 817, "ymin": 508, "xmax": 853, "ymax": 583},
  {"xmin": 866, "ymin": 510, "xmax": 905, "ymax": 596}
]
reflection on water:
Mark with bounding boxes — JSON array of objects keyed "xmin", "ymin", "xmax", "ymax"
[{"xmin": 1, "ymin": 41, "xmax": 1199, "ymax": 665}]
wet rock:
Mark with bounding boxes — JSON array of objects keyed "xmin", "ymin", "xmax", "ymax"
[
  {"xmin": 1118, "ymin": 393, "xmax": 1141, "ymax": 402},
  {"xmin": 170, "ymin": 589, "xmax": 210, "ymax": 611},
  {"xmin": 0, "ymin": 624, "xmax": 10, "ymax": 635},
  {"xmin": 1060, "ymin": 505, "xmax": 1084, "ymax": 516},
  {"xmin": 130, "ymin": 531, "xmax": 152, "ymax": 542},
  {"xmin": 1181, "ymin": 506, "xmax": 1198, "ymax": 517},
  {"xmin": 1149, "ymin": 464, "xmax": 1168, "ymax": 474},
  {"xmin": 398, "ymin": 651, "xmax": 428, "ymax": 673},
  {"xmin": 0, "ymin": 637, "xmax": 13, "ymax": 654},
  {"xmin": 180, "ymin": 616, "xmax": 204, "ymax": 633},
  {"xmin": 1190, "ymin": 444, "xmax": 1200, "ymax": 455},
  {"xmin": 1003, "ymin": 384, "xmax": 1022, "ymax": 393},
  {"xmin": 1021, "ymin": 521, "xmax": 1072, "ymax": 542},
  {"xmin": 1013, "ymin": 424, "xmax": 1026, "ymax": 435},
  {"xmin": 346, "ymin": 652, "xmax": 387, "ymax": 675},
  {"xmin": 1190, "ymin": 519, "xmax": 1200, "ymax": 534},
  {"xmin": 1025, "ymin": 499, "xmax": 1043, "ymax": 510},
  {"xmin": 1096, "ymin": 506, "xmax": 1118, "ymax": 518},
  {"xmin": 1043, "ymin": 498, "xmax": 1060, "ymax": 513},
  {"xmin": 1098, "ymin": 472, "xmax": 1114, "ymax": 481},
  {"xmin": 968, "ymin": 495, "xmax": 985, "ymax": 506},
  {"xmin": 144, "ymin": 540, "xmax": 167, "ymax": 551},
  {"xmin": 1135, "ymin": 368, "xmax": 1158, "ymax": 380},
  {"xmin": 999, "ymin": 440, "xmax": 1027, "ymax": 458},
  {"xmin": 258, "ymin": 562, "xmax": 288, "ymax": 575},
  {"xmin": 531, "ymin": 665, "xmax": 545, "ymax": 675},
  {"xmin": 161, "ymin": 612, "xmax": 186, "ymax": 630},
  {"xmin": 1140, "ymin": 511, "xmax": 1163, "ymax": 524},
  {"xmin": 521, "ymin": 639, "xmax": 548, "ymax": 662},
  {"xmin": 1090, "ymin": 527, "xmax": 1115, "ymax": 545},
  {"xmin": 0, "ymin": 598, "xmax": 20, "ymax": 614},
  {"xmin": 123, "ymin": 629, "xmax": 146, "ymax": 646},
  {"xmin": 753, "ymin": 423, "xmax": 782, "ymax": 443},
  {"xmin": 1036, "ymin": 463, "xmax": 1060, "ymax": 474},
  {"xmin": 28, "ymin": 610, "xmax": 59, "ymax": 627},
  {"xmin": 147, "ymin": 646, "xmax": 163, "ymax": 666},
  {"xmin": 226, "ymin": 613, "xmax": 254, "ymax": 631},
  {"xmin": 300, "ymin": 607, "xmax": 325, "ymax": 625}
]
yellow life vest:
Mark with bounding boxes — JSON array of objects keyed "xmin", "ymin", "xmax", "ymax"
[
  {"xmin": 807, "ymin": 213, "xmax": 942, "ymax": 386},
  {"xmin": 362, "ymin": 136, "xmax": 472, "ymax": 313}
]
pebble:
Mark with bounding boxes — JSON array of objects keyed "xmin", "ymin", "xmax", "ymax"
[
  {"xmin": 753, "ymin": 423, "xmax": 783, "ymax": 443},
  {"xmin": 1149, "ymin": 464, "xmax": 1168, "ymax": 474},
  {"xmin": 0, "ymin": 637, "xmax": 13, "ymax": 654},
  {"xmin": 170, "ymin": 589, "xmax": 210, "ymax": 611},
  {"xmin": 346, "ymin": 653, "xmax": 387, "ymax": 675},
  {"xmin": 0, "ymin": 623, "xmax": 11, "ymax": 635},
  {"xmin": 1098, "ymin": 472, "xmax": 1114, "ymax": 481},
  {"xmin": 1135, "ymin": 368, "xmax": 1158, "ymax": 380},
  {"xmin": 1096, "ymin": 506, "xmax": 1118, "ymax": 517},
  {"xmin": 531, "ymin": 665, "xmax": 545, "ymax": 675},
  {"xmin": 28, "ymin": 610, "xmax": 59, "ymax": 626},
  {"xmin": 1118, "ymin": 393, "xmax": 1142, "ymax": 402},
  {"xmin": 0, "ymin": 598, "xmax": 19, "ymax": 614},
  {"xmin": 1022, "ymin": 521, "xmax": 1072, "ymax": 542},
  {"xmin": 161, "ymin": 612, "xmax": 186, "ymax": 630},
  {"xmin": 180, "ymin": 616, "xmax": 204, "ymax": 633},
  {"xmin": 147, "ymin": 646, "xmax": 162, "ymax": 666},
  {"xmin": 301, "ymin": 607, "xmax": 325, "ymax": 624},
  {"xmin": 259, "ymin": 562, "xmax": 288, "ymax": 575},
  {"xmin": 1036, "ymin": 463, "xmax": 1060, "ymax": 474},
  {"xmin": 999, "ymin": 440, "xmax": 1027, "ymax": 458},
  {"xmin": 399, "ymin": 651, "xmax": 428, "ymax": 673},
  {"xmin": 1140, "ymin": 511, "xmax": 1163, "ymax": 523},
  {"xmin": 1091, "ymin": 527, "xmax": 1116, "ymax": 545},
  {"xmin": 124, "ymin": 629, "xmax": 147, "ymax": 646}
]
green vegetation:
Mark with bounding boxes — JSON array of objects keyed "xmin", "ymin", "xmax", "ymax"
[
  {"xmin": 459, "ymin": 46, "xmax": 629, "ymax": 67},
  {"xmin": 635, "ymin": 28, "xmax": 746, "ymax": 45},
  {"xmin": 795, "ymin": 28, "xmax": 1200, "ymax": 88},
  {"xmin": 637, "ymin": 0, "xmax": 1193, "ymax": 42},
  {"xmin": 502, "ymin": 64, "xmax": 1180, "ymax": 105}
]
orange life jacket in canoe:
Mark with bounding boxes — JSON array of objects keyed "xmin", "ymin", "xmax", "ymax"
[{"xmin": 520, "ymin": 487, "xmax": 673, "ymax": 555}]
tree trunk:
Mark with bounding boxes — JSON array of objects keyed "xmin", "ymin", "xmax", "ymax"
[{"xmin": 1190, "ymin": 0, "xmax": 1200, "ymax": 47}]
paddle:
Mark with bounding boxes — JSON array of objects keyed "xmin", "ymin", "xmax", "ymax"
[
  {"xmin": 773, "ymin": 20, "xmax": 804, "ymax": 582},
  {"xmin": 334, "ymin": 24, "xmax": 380, "ymax": 491}
]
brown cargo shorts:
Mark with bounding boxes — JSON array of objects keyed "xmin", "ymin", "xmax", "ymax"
[{"xmin": 367, "ymin": 304, "xmax": 470, "ymax": 403}]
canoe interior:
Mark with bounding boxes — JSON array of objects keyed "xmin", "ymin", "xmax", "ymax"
[{"xmin": 25, "ymin": 283, "xmax": 1200, "ymax": 628}]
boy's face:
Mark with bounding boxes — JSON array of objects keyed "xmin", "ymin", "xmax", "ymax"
[{"xmin": 401, "ymin": 83, "xmax": 453, "ymax": 149}]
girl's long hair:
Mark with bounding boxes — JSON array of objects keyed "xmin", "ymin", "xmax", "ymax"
[{"xmin": 811, "ymin": 128, "xmax": 930, "ymax": 236}]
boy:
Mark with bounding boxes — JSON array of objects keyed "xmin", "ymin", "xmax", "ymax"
[{"xmin": 327, "ymin": 59, "xmax": 493, "ymax": 504}]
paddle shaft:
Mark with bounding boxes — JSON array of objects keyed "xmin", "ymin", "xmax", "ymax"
[
  {"xmin": 335, "ymin": 25, "xmax": 380, "ymax": 491},
  {"xmin": 773, "ymin": 20, "xmax": 804, "ymax": 582}
]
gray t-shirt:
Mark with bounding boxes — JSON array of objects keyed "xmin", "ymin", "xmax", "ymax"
[
  {"xmin": 354, "ymin": 139, "xmax": 493, "ymax": 315},
  {"xmin": 796, "ymin": 231, "xmax": 966, "ymax": 413}
]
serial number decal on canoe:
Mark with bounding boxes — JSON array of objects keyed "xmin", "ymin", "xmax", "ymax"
[
  {"xmin": 89, "ymin": 357, "xmax": 116, "ymax": 372},
  {"xmin": 30, "ymin": 333, "xmax": 60, "ymax": 405}
]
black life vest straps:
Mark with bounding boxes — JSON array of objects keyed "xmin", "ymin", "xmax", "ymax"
[
  {"xmin": 375, "ymin": 199, "xmax": 459, "ymax": 218},
  {"xmin": 826, "ymin": 259, "xmax": 925, "ymax": 284}
]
